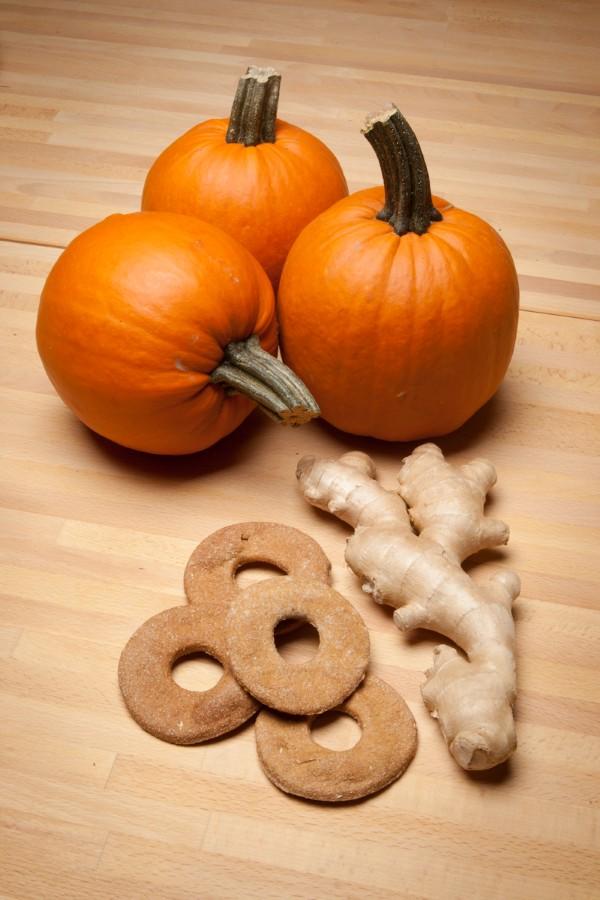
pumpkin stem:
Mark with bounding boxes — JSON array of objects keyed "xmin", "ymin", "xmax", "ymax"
[
  {"xmin": 226, "ymin": 66, "xmax": 281, "ymax": 146},
  {"xmin": 363, "ymin": 105, "xmax": 442, "ymax": 236},
  {"xmin": 211, "ymin": 334, "xmax": 320, "ymax": 426}
]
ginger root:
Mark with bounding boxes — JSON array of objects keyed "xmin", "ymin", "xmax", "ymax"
[{"xmin": 297, "ymin": 443, "xmax": 519, "ymax": 771}]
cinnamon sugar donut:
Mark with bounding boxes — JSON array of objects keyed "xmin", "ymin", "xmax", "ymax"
[
  {"xmin": 118, "ymin": 605, "xmax": 258, "ymax": 744},
  {"xmin": 184, "ymin": 522, "xmax": 331, "ymax": 613},
  {"xmin": 226, "ymin": 576, "xmax": 370, "ymax": 715},
  {"xmin": 255, "ymin": 673, "xmax": 417, "ymax": 801}
]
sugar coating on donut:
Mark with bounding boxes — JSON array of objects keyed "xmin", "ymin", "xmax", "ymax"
[
  {"xmin": 255, "ymin": 673, "xmax": 417, "ymax": 801},
  {"xmin": 226, "ymin": 576, "xmax": 370, "ymax": 715}
]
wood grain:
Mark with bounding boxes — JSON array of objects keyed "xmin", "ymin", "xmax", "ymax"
[{"xmin": 1, "ymin": 1, "xmax": 599, "ymax": 898}]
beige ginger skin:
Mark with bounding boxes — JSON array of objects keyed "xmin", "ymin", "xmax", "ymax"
[{"xmin": 296, "ymin": 443, "xmax": 520, "ymax": 771}]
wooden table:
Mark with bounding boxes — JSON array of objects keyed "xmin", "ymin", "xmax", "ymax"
[{"xmin": 1, "ymin": 2, "xmax": 599, "ymax": 897}]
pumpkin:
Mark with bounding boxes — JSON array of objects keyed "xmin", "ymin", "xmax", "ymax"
[
  {"xmin": 36, "ymin": 211, "xmax": 318, "ymax": 455},
  {"xmin": 277, "ymin": 106, "xmax": 519, "ymax": 441},
  {"xmin": 141, "ymin": 66, "xmax": 348, "ymax": 287}
]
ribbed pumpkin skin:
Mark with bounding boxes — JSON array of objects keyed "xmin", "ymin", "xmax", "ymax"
[
  {"xmin": 141, "ymin": 118, "xmax": 348, "ymax": 287},
  {"xmin": 36, "ymin": 212, "xmax": 277, "ymax": 455},
  {"xmin": 278, "ymin": 189, "xmax": 519, "ymax": 441}
]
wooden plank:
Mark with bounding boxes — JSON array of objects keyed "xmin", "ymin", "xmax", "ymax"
[{"xmin": 0, "ymin": 3, "xmax": 599, "ymax": 898}]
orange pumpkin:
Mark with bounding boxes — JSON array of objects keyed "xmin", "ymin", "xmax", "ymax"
[
  {"xmin": 277, "ymin": 106, "xmax": 519, "ymax": 441},
  {"xmin": 36, "ymin": 212, "xmax": 318, "ymax": 455},
  {"xmin": 142, "ymin": 66, "xmax": 348, "ymax": 287}
]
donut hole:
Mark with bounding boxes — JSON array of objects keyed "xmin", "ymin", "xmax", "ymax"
[
  {"xmin": 172, "ymin": 652, "xmax": 224, "ymax": 692},
  {"xmin": 274, "ymin": 618, "xmax": 320, "ymax": 662},
  {"xmin": 234, "ymin": 561, "xmax": 287, "ymax": 588},
  {"xmin": 310, "ymin": 710, "xmax": 362, "ymax": 751}
]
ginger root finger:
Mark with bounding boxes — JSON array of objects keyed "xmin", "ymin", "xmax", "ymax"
[{"xmin": 297, "ymin": 443, "xmax": 519, "ymax": 771}]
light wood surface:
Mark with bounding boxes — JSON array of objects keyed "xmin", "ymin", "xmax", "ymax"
[{"xmin": 1, "ymin": 2, "xmax": 599, "ymax": 898}]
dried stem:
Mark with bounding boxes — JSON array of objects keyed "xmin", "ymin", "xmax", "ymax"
[
  {"xmin": 362, "ymin": 105, "xmax": 442, "ymax": 236},
  {"xmin": 226, "ymin": 66, "xmax": 281, "ymax": 146},
  {"xmin": 211, "ymin": 335, "xmax": 319, "ymax": 425}
]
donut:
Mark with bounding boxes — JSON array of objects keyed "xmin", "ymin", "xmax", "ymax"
[
  {"xmin": 184, "ymin": 522, "xmax": 331, "ymax": 614},
  {"xmin": 255, "ymin": 673, "xmax": 417, "ymax": 801},
  {"xmin": 226, "ymin": 576, "xmax": 370, "ymax": 715},
  {"xmin": 118, "ymin": 605, "xmax": 259, "ymax": 744}
]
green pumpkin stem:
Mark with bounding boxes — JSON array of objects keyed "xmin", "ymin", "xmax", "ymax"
[
  {"xmin": 363, "ymin": 106, "xmax": 442, "ymax": 236},
  {"xmin": 226, "ymin": 66, "xmax": 281, "ymax": 146},
  {"xmin": 211, "ymin": 334, "xmax": 320, "ymax": 425}
]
